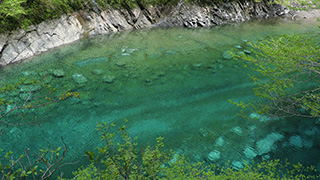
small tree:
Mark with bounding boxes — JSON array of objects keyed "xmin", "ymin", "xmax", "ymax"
[
  {"xmin": 231, "ymin": 33, "xmax": 320, "ymax": 119},
  {"xmin": 79, "ymin": 119, "xmax": 169, "ymax": 179}
]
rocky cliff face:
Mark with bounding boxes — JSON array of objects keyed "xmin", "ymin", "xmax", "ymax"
[{"xmin": 0, "ymin": 1, "xmax": 287, "ymax": 66}]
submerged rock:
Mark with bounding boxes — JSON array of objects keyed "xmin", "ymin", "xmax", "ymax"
[
  {"xmin": 20, "ymin": 84, "xmax": 41, "ymax": 93},
  {"xmin": 289, "ymin": 135, "xmax": 303, "ymax": 148},
  {"xmin": 116, "ymin": 61, "xmax": 126, "ymax": 67},
  {"xmin": 72, "ymin": 73, "xmax": 88, "ymax": 84},
  {"xmin": 192, "ymin": 63, "xmax": 202, "ymax": 68},
  {"xmin": 207, "ymin": 150, "xmax": 221, "ymax": 162},
  {"xmin": 231, "ymin": 126, "xmax": 242, "ymax": 135},
  {"xmin": 244, "ymin": 50, "xmax": 252, "ymax": 54},
  {"xmin": 122, "ymin": 53, "xmax": 131, "ymax": 56},
  {"xmin": 249, "ymin": 112, "xmax": 274, "ymax": 122},
  {"xmin": 262, "ymin": 154, "xmax": 270, "ymax": 160},
  {"xmin": 22, "ymin": 71, "xmax": 35, "ymax": 76},
  {"xmin": 92, "ymin": 69, "xmax": 104, "ymax": 75},
  {"xmin": 288, "ymin": 135, "xmax": 313, "ymax": 149},
  {"xmin": 232, "ymin": 161, "xmax": 244, "ymax": 170},
  {"xmin": 304, "ymin": 127, "xmax": 318, "ymax": 136},
  {"xmin": 256, "ymin": 132, "xmax": 284, "ymax": 155},
  {"xmin": 199, "ymin": 128, "xmax": 209, "ymax": 137},
  {"xmin": 243, "ymin": 146, "xmax": 257, "ymax": 159},
  {"xmin": 102, "ymin": 75, "xmax": 115, "ymax": 83},
  {"xmin": 52, "ymin": 69, "xmax": 65, "ymax": 77},
  {"xmin": 215, "ymin": 136, "xmax": 224, "ymax": 147}
]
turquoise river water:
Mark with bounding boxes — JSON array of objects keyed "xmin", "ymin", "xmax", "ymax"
[{"xmin": 0, "ymin": 17, "xmax": 320, "ymax": 178}]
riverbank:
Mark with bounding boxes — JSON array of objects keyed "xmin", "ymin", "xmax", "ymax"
[{"xmin": 0, "ymin": 0, "xmax": 286, "ymax": 66}]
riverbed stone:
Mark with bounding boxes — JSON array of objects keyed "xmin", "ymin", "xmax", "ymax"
[
  {"xmin": 289, "ymin": 135, "xmax": 303, "ymax": 148},
  {"xmin": 207, "ymin": 150, "xmax": 221, "ymax": 162},
  {"xmin": 116, "ymin": 61, "xmax": 126, "ymax": 67},
  {"xmin": 52, "ymin": 69, "xmax": 65, "ymax": 77},
  {"xmin": 102, "ymin": 75, "xmax": 115, "ymax": 83},
  {"xmin": 231, "ymin": 126, "xmax": 242, "ymax": 135},
  {"xmin": 92, "ymin": 69, "xmax": 104, "ymax": 75},
  {"xmin": 72, "ymin": 73, "xmax": 88, "ymax": 84},
  {"xmin": 256, "ymin": 132, "xmax": 284, "ymax": 155},
  {"xmin": 192, "ymin": 63, "xmax": 202, "ymax": 68},
  {"xmin": 243, "ymin": 146, "xmax": 257, "ymax": 159},
  {"xmin": 22, "ymin": 71, "xmax": 34, "ymax": 76},
  {"xmin": 244, "ymin": 50, "xmax": 252, "ymax": 54},
  {"xmin": 304, "ymin": 127, "xmax": 318, "ymax": 136},
  {"xmin": 232, "ymin": 161, "xmax": 244, "ymax": 170},
  {"xmin": 215, "ymin": 136, "xmax": 224, "ymax": 147},
  {"xmin": 20, "ymin": 84, "xmax": 41, "ymax": 93}
]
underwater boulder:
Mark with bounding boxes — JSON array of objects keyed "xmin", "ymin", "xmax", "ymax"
[
  {"xmin": 72, "ymin": 73, "xmax": 88, "ymax": 84},
  {"xmin": 243, "ymin": 146, "xmax": 257, "ymax": 159},
  {"xmin": 52, "ymin": 69, "xmax": 65, "ymax": 77},
  {"xmin": 207, "ymin": 150, "xmax": 221, "ymax": 162},
  {"xmin": 256, "ymin": 132, "xmax": 284, "ymax": 155},
  {"xmin": 102, "ymin": 75, "xmax": 115, "ymax": 83}
]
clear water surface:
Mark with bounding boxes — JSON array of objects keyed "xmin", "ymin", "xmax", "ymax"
[{"xmin": 0, "ymin": 17, "xmax": 319, "ymax": 177}]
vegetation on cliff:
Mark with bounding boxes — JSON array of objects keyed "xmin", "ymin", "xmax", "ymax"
[{"xmin": 0, "ymin": 0, "xmax": 176, "ymax": 33}]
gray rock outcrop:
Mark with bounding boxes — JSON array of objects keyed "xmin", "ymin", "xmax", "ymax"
[{"xmin": 0, "ymin": 1, "xmax": 287, "ymax": 66}]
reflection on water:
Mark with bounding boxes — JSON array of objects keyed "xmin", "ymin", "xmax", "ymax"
[{"xmin": 0, "ymin": 17, "xmax": 319, "ymax": 177}]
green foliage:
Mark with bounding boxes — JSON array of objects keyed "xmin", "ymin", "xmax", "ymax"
[
  {"xmin": 73, "ymin": 119, "xmax": 170, "ymax": 179},
  {"xmin": 0, "ymin": 0, "xmax": 27, "ymax": 18},
  {"xmin": 231, "ymin": 33, "xmax": 320, "ymax": 119},
  {"xmin": 290, "ymin": 0, "xmax": 320, "ymax": 11},
  {"xmin": 63, "ymin": 121, "xmax": 319, "ymax": 179},
  {"xmin": 0, "ymin": 142, "xmax": 69, "ymax": 179},
  {"xmin": 0, "ymin": 0, "xmax": 30, "ymax": 30}
]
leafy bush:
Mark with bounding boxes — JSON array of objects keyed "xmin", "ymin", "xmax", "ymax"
[
  {"xmin": 231, "ymin": 34, "xmax": 320, "ymax": 119},
  {"xmin": 62, "ymin": 121, "xmax": 319, "ymax": 180},
  {"xmin": 0, "ymin": 140, "xmax": 71, "ymax": 180}
]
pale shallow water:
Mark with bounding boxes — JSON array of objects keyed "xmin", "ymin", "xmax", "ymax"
[{"xmin": 0, "ymin": 17, "xmax": 320, "ymax": 177}]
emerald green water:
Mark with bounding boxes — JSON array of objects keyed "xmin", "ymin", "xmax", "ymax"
[{"xmin": 1, "ymin": 18, "xmax": 320, "ymax": 177}]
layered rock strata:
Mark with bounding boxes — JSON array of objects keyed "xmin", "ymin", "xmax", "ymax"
[{"xmin": 0, "ymin": 1, "xmax": 288, "ymax": 66}]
